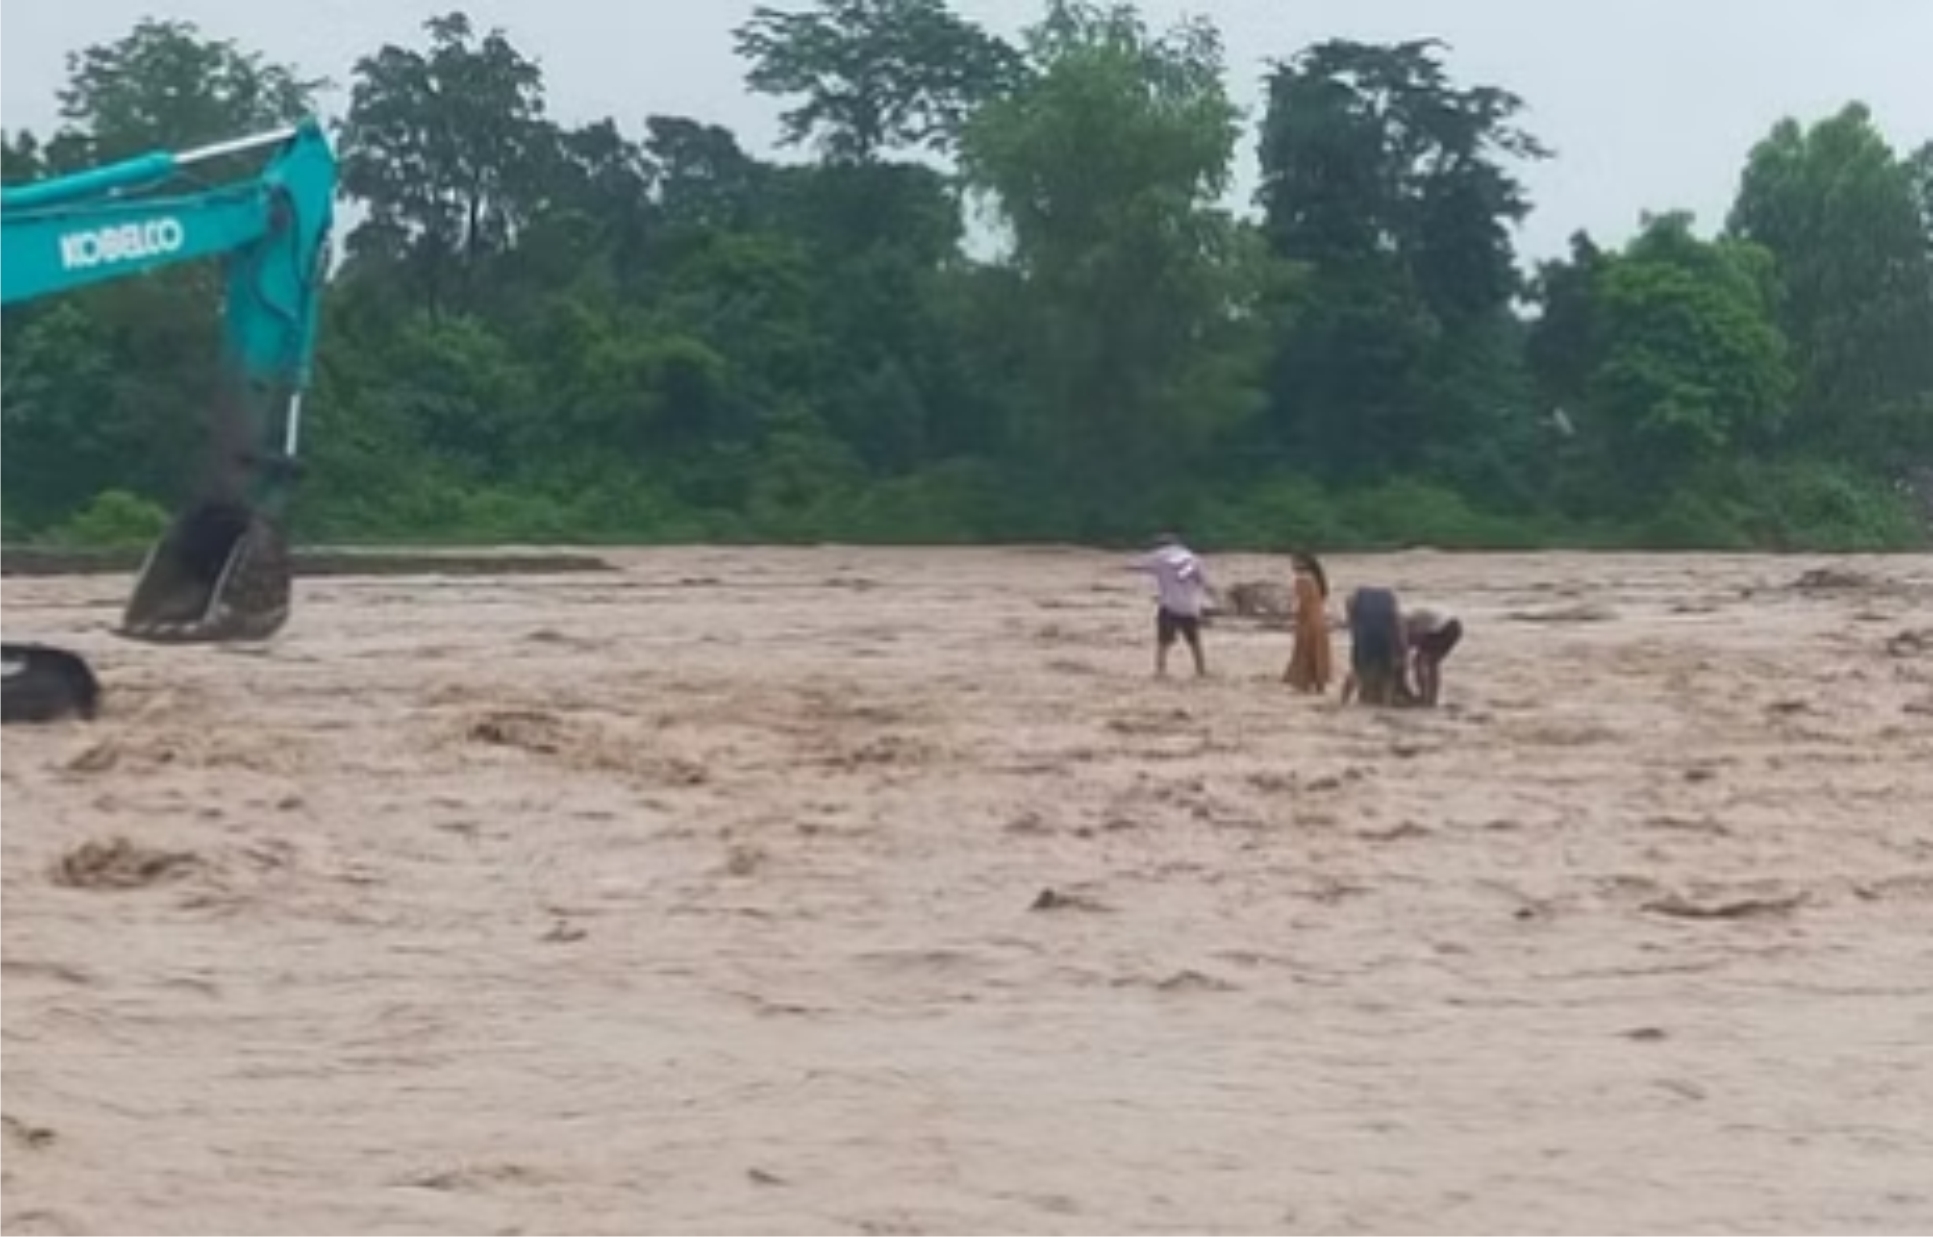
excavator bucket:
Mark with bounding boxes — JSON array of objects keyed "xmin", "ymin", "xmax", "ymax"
[{"xmin": 119, "ymin": 498, "xmax": 293, "ymax": 643}]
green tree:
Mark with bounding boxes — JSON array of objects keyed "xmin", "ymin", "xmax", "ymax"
[
  {"xmin": 50, "ymin": 17, "xmax": 324, "ymax": 166},
  {"xmin": 1525, "ymin": 231, "xmax": 1610, "ymax": 417},
  {"xmin": 1255, "ymin": 38, "xmax": 1550, "ymax": 482},
  {"xmin": 735, "ymin": 0, "xmax": 1024, "ymax": 164},
  {"xmin": 1, "ymin": 302, "xmax": 122, "ymax": 526},
  {"xmin": 1257, "ymin": 38, "xmax": 1547, "ymax": 324},
  {"xmin": 1, "ymin": 131, "xmax": 47, "ymax": 184},
  {"xmin": 1582, "ymin": 213, "xmax": 1793, "ymax": 496},
  {"xmin": 644, "ymin": 115, "xmax": 774, "ymax": 237},
  {"xmin": 770, "ymin": 160, "xmax": 966, "ymax": 471},
  {"xmin": 336, "ymin": 12, "xmax": 555, "ymax": 313},
  {"xmin": 731, "ymin": 0, "xmax": 1006, "ymax": 477},
  {"xmin": 1727, "ymin": 104, "xmax": 1933, "ymax": 461},
  {"xmin": 958, "ymin": 1, "xmax": 1271, "ymax": 531},
  {"xmin": 1911, "ymin": 140, "xmax": 1933, "ymax": 244},
  {"xmin": 488, "ymin": 117, "xmax": 657, "ymax": 310}
]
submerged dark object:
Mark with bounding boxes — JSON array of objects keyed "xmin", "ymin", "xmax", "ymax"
[{"xmin": 1, "ymin": 642, "xmax": 103, "ymax": 725}]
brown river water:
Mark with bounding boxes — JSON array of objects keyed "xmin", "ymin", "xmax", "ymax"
[{"xmin": 3, "ymin": 546, "xmax": 1932, "ymax": 1235}]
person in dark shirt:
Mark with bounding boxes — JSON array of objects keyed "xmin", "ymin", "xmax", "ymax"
[{"xmin": 1338, "ymin": 586, "xmax": 1416, "ymax": 707}]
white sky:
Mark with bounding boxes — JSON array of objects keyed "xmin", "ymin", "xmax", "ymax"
[{"xmin": 5, "ymin": 0, "xmax": 1929, "ymax": 261}]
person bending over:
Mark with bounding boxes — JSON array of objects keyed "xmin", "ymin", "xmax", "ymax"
[{"xmin": 1404, "ymin": 604, "xmax": 1463, "ymax": 707}]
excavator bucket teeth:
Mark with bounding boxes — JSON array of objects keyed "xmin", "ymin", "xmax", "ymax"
[{"xmin": 119, "ymin": 500, "xmax": 292, "ymax": 644}]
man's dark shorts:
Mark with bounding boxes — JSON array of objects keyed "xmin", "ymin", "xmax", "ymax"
[{"xmin": 1156, "ymin": 607, "xmax": 1202, "ymax": 647}]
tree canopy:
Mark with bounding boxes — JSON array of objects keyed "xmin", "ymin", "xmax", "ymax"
[{"xmin": 4, "ymin": 3, "xmax": 1928, "ymax": 552}]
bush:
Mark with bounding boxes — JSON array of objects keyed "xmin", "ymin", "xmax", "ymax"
[
  {"xmin": 837, "ymin": 462, "xmax": 1003, "ymax": 545},
  {"xmin": 42, "ymin": 489, "xmax": 170, "ymax": 547},
  {"xmin": 1198, "ymin": 476, "xmax": 1343, "ymax": 550},
  {"xmin": 1634, "ymin": 488, "xmax": 1754, "ymax": 551},
  {"xmin": 46, "ymin": 450, "xmax": 1920, "ymax": 555},
  {"xmin": 1732, "ymin": 460, "xmax": 1926, "ymax": 551},
  {"xmin": 1333, "ymin": 478, "xmax": 1551, "ymax": 550}
]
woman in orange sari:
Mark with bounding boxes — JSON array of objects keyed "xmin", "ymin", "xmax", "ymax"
[{"xmin": 1281, "ymin": 552, "xmax": 1334, "ymax": 693}]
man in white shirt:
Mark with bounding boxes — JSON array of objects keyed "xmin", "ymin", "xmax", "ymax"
[{"xmin": 1128, "ymin": 533, "xmax": 1213, "ymax": 678}]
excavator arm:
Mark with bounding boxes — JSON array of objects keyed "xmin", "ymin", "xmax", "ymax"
[{"xmin": 1, "ymin": 118, "xmax": 336, "ymax": 644}]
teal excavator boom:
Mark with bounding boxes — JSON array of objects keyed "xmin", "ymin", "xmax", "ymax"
[{"xmin": 2, "ymin": 117, "xmax": 336, "ymax": 645}]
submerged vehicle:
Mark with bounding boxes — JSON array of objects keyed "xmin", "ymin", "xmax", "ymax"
[{"xmin": 1, "ymin": 119, "xmax": 336, "ymax": 721}]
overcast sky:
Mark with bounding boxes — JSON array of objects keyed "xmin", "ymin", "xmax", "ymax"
[{"xmin": 5, "ymin": 0, "xmax": 1929, "ymax": 261}]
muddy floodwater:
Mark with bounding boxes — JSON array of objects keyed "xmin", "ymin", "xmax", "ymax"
[{"xmin": 4, "ymin": 546, "xmax": 1932, "ymax": 1235}]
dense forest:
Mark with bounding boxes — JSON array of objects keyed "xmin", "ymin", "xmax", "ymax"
[{"xmin": 4, "ymin": 1, "xmax": 1931, "ymax": 551}]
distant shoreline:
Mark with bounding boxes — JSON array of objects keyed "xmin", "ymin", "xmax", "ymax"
[{"xmin": 6, "ymin": 541, "xmax": 1925, "ymax": 579}]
